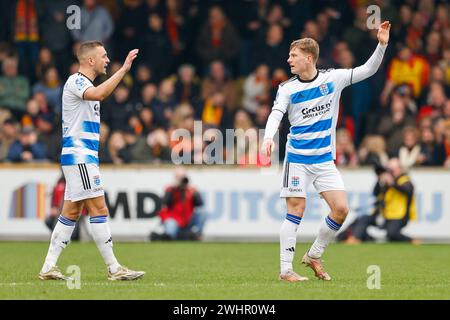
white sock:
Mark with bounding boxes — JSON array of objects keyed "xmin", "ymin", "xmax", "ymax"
[
  {"xmin": 41, "ymin": 215, "xmax": 77, "ymax": 273},
  {"xmin": 308, "ymin": 215, "xmax": 342, "ymax": 259},
  {"xmin": 280, "ymin": 213, "xmax": 302, "ymax": 274},
  {"xmin": 90, "ymin": 215, "xmax": 120, "ymax": 274}
]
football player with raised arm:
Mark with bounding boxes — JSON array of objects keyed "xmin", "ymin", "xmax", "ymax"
[
  {"xmin": 263, "ymin": 22, "xmax": 391, "ymax": 282},
  {"xmin": 39, "ymin": 41, "xmax": 145, "ymax": 281}
]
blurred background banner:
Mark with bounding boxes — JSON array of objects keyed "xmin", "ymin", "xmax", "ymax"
[{"xmin": 0, "ymin": 166, "xmax": 448, "ymax": 241}]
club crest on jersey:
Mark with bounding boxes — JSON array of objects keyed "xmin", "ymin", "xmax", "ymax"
[
  {"xmin": 291, "ymin": 176, "xmax": 300, "ymax": 187},
  {"xmin": 75, "ymin": 77, "xmax": 85, "ymax": 91},
  {"xmin": 319, "ymin": 84, "xmax": 329, "ymax": 95}
]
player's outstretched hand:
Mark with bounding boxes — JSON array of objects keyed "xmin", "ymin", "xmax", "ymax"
[
  {"xmin": 262, "ymin": 138, "xmax": 275, "ymax": 157},
  {"xmin": 377, "ymin": 21, "xmax": 391, "ymax": 46},
  {"xmin": 122, "ymin": 49, "xmax": 139, "ymax": 72}
]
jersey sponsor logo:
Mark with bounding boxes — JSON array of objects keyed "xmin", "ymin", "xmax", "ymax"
[
  {"xmin": 288, "ymin": 187, "xmax": 303, "ymax": 193},
  {"xmin": 75, "ymin": 77, "xmax": 86, "ymax": 91},
  {"xmin": 301, "ymin": 100, "xmax": 332, "ymax": 119}
]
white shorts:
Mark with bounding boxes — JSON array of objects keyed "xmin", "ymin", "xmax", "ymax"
[
  {"xmin": 62, "ymin": 163, "xmax": 104, "ymax": 202},
  {"xmin": 280, "ymin": 161, "xmax": 345, "ymax": 198}
]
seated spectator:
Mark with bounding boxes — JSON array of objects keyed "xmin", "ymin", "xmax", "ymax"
[
  {"xmin": 118, "ymin": 126, "xmax": 153, "ymax": 163},
  {"xmin": 135, "ymin": 83, "xmax": 158, "ymax": 114},
  {"xmin": 381, "ymin": 44, "xmax": 430, "ymax": 105},
  {"xmin": 418, "ymin": 81, "xmax": 448, "ymax": 120},
  {"xmin": 70, "ymin": 0, "xmax": 114, "ymax": 47},
  {"xmin": 200, "ymin": 92, "xmax": 232, "ymax": 131},
  {"xmin": 139, "ymin": 12, "xmax": 172, "ymax": 81},
  {"xmin": 147, "ymin": 128, "xmax": 171, "ymax": 162},
  {"xmin": 242, "ymin": 64, "xmax": 270, "ymax": 115},
  {"xmin": 377, "ymin": 94, "xmax": 416, "ymax": 156},
  {"xmin": 252, "ymin": 24, "xmax": 288, "ymax": 73},
  {"xmin": 169, "ymin": 103, "xmax": 197, "ymax": 162},
  {"xmin": 102, "ymin": 83, "xmax": 135, "ymax": 132},
  {"xmin": 152, "ymin": 78, "xmax": 177, "ymax": 128},
  {"xmin": 195, "ymin": 6, "xmax": 240, "ymax": 72},
  {"xmin": 424, "ymin": 31, "xmax": 443, "ymax": 66},
  {"xmin": 139, "ymin": 107, "xmax": 157, "ymax": 136},
  {"xmin": 32, "ymin": 91, "xmax": 55, "ymax": 119},
  {"xmin": 174, "ymin": 64, "xmax": 201, "ymax": 107},
  {"xmin": 0, "ymin": 56, "xmax": 30, "ymax": 119},
  {"xmin": 335, "ymin": 128, "xmax": 358, "ymax": 167},
  {"xmin": 0, "ymin": 118, "xmax": 19, "ymax": 161},
  {"xmin": 130, "ymin": 64, "xmax": 154, "ymax": 102},
  {"xmin": 201, "ymin": 60, "xmax": 238, "ymax": 112},
  {"xmin": 151, "ymin": 168, "xmax": 207, "ymax": 241},
  {"xmin": 7, "ymin": 126, "xmax": 48, "ymax": 163},
  {"xmin": 21, "ymin": 98, "xmax": 41, "ymax": 128},
  {"xmin": 35, "ymin": 48, "xmax": 55, "ymax": 82},
  {"xmin": 398, "ymin": 126, "xmax": 421, "ymax": 169},
  {"xmin": 33, "ymin": 67, "xmax": 62, "ymax": 114},
  {"xmin": 417, "ymin": 126, "xmax": 446, "ymax": 166},
  {"xmin": 108, "ymin": 131, "xmax": 127, "ymax": 165},
  {"xmin": 35, "ymin": 113, "xmax": 60, "ymax": 162},
  {"xmin": 358, "ymin": 135, "xmax": 389, "ymax": 168}
]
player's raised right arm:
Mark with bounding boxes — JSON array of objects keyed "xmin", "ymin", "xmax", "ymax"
[{"xmin": 83, "ymin": 49, "xmax": 139, "ymax": 101}]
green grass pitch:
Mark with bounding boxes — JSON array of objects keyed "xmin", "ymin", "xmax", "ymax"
[{"xmin": 0, "ymin": 242, "xmax": 449, "ymax": 300}]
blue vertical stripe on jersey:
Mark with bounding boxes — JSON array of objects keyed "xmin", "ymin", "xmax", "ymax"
[
  {"xmin": 62, "ymin": 137, "xmax": 74, "ymax": 148},
  {"xmin": 81, "ymin": 138, "xmax": 99, "ymax": 151},
  {"xmin": 290, "ymin": 135, "xmax": 331, "ymax": 149},
  {"xmin": 60, "ymin": 154, "xmax": 76, "ymax": 166},
  {"xmin": 85, "ymin": 155, "xmax": 99, "ymax": 165},
  {"xmin": 286, "ymin": 152, "xmax": 333, "ymax": 164},
  {"xmin": 290, "ymin": 118, "xmax": 332, "ymax": 135},
  {"xmin": 290, "ymin": 82, "xmax": 334, "ymax": 104},
  {"xmin": 82, "ymin": 121, "xmax": 100, "ymax": 134}
]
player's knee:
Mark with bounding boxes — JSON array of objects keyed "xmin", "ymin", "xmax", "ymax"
[
  {"xmin": 93, "ymin": 204, "xmax": 109, "ymax": 216},
  {"xmin": 62, "ymin": 211, "xmax": 81, "ymax": 221},
  {"xmin": 334, "ymin": 204, "xmax": 349, "ymax": 219},
  {"xmin": 286, "ymin": 198, "xmax": 305, "ymax": 215}
]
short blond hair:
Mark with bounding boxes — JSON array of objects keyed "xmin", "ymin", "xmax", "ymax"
[
  {"xmin": 76, "ymin": 41, "xmax": 104, "ymax": 62},
  {"xmin": 290, "ymin": 38, "xmax": 320, "ymax": 64}
]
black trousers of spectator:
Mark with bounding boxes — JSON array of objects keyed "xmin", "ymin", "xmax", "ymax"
[{"xmin": 352, "ymin": 214, "xmax": 411, "ymax": 242}]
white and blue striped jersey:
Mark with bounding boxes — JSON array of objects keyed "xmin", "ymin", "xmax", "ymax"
[
  {"xmin": 264, "ymin": 43, "xmax": 387, "ymax": 165},
  {"xmin": 273, "ymin": 69, "xmax": 352, "ymax": 164},
  {"xmin": 61, "ymin": 72, "xmax": 100, "ymax": 166}
]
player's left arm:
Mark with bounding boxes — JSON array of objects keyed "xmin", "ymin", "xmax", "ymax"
[{"xmin": 349, "ymin": 21, "xmax": 391, "ymax": 85}]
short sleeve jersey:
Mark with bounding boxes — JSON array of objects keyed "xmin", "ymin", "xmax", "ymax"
[{"xmin": 60, "ymin": 72, "xmax": 101, "ymax": 166}]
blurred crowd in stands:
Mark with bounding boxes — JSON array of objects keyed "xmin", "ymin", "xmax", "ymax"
[{"xmin": 0, "ymin": 0, "xmax": 449, "ymax": 168}]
